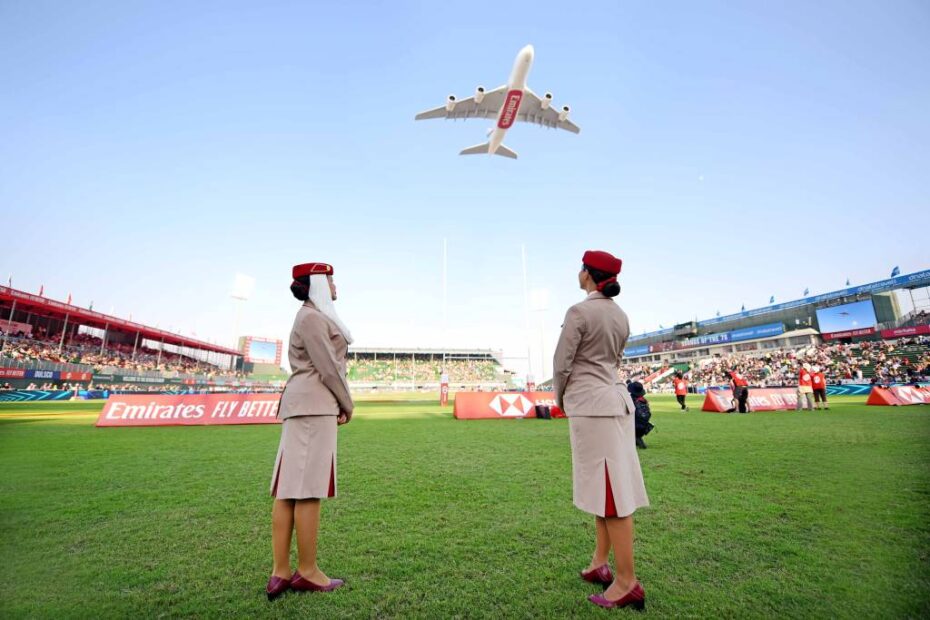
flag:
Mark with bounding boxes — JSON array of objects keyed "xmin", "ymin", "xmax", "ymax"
[
  {"xmin": 846, "ymin": 278, "xmax": 850, "ymax": 286},
  {"xmin": 38, "ymin": 285, "xmax": 44, "ymax": 297},
  {"xmin": 716, "ymin": 310, "xmax": 720, "ymax": 317},
  {"xmin": 89, "ymin": 301, "xmax": 94, "ymax": 311},
  {"xmin": 66, "ymin": 293, "xmax": 72, "ymax": 305},
  {"xmin": 769, "ymin": 296, "xmax": 775, "ymax": 304},
  {"xmin": 803, "ymin": 288, "xmax": 809, "ymax": 296},
  {"xmin": 659, "ymin": 324, "xmax": 664, "ymax": 329},
  {"xmin": 741, "ymin": 304, "xmax": 745, "ymax": 312},
  {"xmin": 890, "ymin": 266, "xmax": 900, "ymax": 277},
  {"xmin": 6, "ymin": 274, "xmax": 10, "ymax": 288}
]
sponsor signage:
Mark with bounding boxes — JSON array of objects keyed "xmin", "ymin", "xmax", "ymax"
[
  {"xmin": 822, "ymin": 327, "xmax": 876, "ymax": 341},
  {"xmin": 880, "ymin": 324, "xmax": 930, "ymax": 339},
  {"xmin": 453, "ymin": 391, "xmax": 563, "ymax": 420},
  {"xmin": 625, "ymin": 322, "xmax": 785, "ymax": 357},
  {"xmin": 866, "ymin": 385, "xmax": 930, "ymax": 406},
  {"xmin": 96, "ymin": 393, "xmax": 282, "ymax": 427},
  {"xmin": 0, "ymin": 368, "xmax": 92, "ymax": 381},
  {"xmin": 702, "ymin": 387, "xmax": 800, "ymax": 412},
  {"xmin": 497, "ymin": 90, "xmax": 524, "ymax": 129}
]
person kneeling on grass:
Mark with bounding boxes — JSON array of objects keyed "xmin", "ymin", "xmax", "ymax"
[{"xmin": 627, "ymin": 381, "xmax": 654, "ymax": 449}]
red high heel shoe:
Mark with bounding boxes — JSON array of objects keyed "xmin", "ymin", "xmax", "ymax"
[
  {"xmin": 265, "ymin": 575, "xmax": 291, "ymax": 601},
  {"xmin": 588, "ymin": 580, "xmax": 646, "ymax": 610},
  {"xmin": 291, "ymin": 572, "xmax": 345, "ymax": 593},
  {"xmin": 580, "ymin": 564, "xmax": 613, "ymax": 586}
]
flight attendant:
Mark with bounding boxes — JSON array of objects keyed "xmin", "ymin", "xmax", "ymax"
[
  {"xmin": 673, "ymin": 372, "xmax": 689, "ymax": 411},
  {"xmin": 266, "ymin": 262, "xmax": 355, "ymax": 601},
  {"xmin": 553, "ymin": 250, "xmax": 649, "ymax": 610}
]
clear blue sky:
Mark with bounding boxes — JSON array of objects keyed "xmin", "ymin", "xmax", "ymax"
[{"xmin": 1, "ymin": 0, "xmax": 928, "ymax": 377}]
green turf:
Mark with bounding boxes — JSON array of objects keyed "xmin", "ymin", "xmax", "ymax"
[{"xmin": 1, "ymin": 395, "xmax": 928, "ymax": 618}]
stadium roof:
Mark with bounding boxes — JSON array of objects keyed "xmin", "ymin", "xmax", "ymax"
[
  {"xmin": 0, "ymin": 286, "xmax": 240, "ymax": 356},
  {"xmin": 629, "ymin": 268, "xmax": 930, "ymax": 343}
]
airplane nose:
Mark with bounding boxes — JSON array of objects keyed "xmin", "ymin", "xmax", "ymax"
[{"xmin": 522, "ymin": 44, "xmax": 534, "ymax": 61}]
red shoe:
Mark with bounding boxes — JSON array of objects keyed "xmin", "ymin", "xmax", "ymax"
[
  {"xmin": 580, "ymin": 564, "xmax": 613, "ymax": 586},
  {"xmin": 265, "ymin": 575, "xmax": 291, "ymax": 601},
  {"xmin": 588, "ymin": 580, "xmax": 646, "ymax": 610},
  {"xmin": 291, "ymin": 572, "xmax": 345, "ymax": 593}
]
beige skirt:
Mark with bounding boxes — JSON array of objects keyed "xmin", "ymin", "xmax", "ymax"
[
  {"xmin": 569, "ymin": 415, "xmax": 649, "ymax": 517},
  {"xmin": 270, "ymin": 415, "xmax": 337, "ymax": 500}
]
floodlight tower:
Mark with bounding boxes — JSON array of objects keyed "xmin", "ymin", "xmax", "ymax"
[{"xmin": 230, "ymin": 273, "xmax": 255, "ymax": 367}]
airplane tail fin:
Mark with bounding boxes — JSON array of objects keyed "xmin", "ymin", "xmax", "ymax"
[{"xmin": 458, "ymin": 142, "xmax": 518, "ymax": 159}]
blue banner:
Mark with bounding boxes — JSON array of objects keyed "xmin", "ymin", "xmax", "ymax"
[{"xmin": 624, "ymin": 322, "xmax": 784, "ymax": 357}]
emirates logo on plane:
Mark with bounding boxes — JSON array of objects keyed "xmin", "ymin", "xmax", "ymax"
[
  {"xmin": 488, "ymin": 393, "xmax": 535, "ymax": 417},
  {"xmin": 497, "ymin": 90, "xmax": 524, "ymax": 129}
]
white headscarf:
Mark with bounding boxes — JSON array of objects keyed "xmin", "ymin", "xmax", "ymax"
[{"xmin": 307, "ymin": 274, "xmax": 353, "ymax": 344}]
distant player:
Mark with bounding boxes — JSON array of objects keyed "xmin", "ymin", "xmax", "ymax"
[
  {"xmin": 673, "ymin": 372, "xmax": 689, "ymax": 411},
  {"xmin": 728, "ymin": 368, "xmax": 750, "ymax": 413},
  {"xmin": 796, "ymin": 362, "xmax": 815, "ymax": 411},
  {"xmin": 811, "ymin": 365, "xmax": 828, "ymax": 410}
]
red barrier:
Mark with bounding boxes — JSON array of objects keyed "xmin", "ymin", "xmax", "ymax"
[
  {"xmin": 453, "ymin": 391, "xmax": 563, "ymax": 419},
  {"xmin": 866, "ymin": 386, "xmax": 930, "ymax": 406},
  {"xmin": 702, "ymin": 387, "xmax": 800, "ymax": 412},
  {"xmin": 96, "ymin": 393, "xmax": 282, "ymax": 427}
]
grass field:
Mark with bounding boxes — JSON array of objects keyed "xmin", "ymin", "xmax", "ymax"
[{"xmin": 1, "ymin": 395, "xmax": 929, "ymax": 618}]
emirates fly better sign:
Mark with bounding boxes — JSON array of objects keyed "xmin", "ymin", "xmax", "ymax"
[{"xmin": 96, "ymin": 393, "xmax": 281, "ymax": 427}]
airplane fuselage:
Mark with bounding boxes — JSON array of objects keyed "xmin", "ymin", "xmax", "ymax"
[{"xmin": 489, "ymin": 45, "xmax": 534, "ymax": 154}]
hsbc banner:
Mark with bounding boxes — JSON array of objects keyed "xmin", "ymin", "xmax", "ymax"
[
  {"xmin": 866, "ymin": 386, "xmax": 930, "ymax": 407},
  {"xmin": 702, "ymin": 387, "xmax": 799, "ymax": 412},
  {"xmin": 96, "ymin": 393, "xmax": 281, "ymax": 427},
  {"xmin": 453, "ymin": 391, "xmax": 563, "ymax": 420}
]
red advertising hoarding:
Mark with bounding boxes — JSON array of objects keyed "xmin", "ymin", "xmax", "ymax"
[
  {"xmin": 821, "ymin": 327, "xmax": 876, "ymax": 341},
  {"xmin": 702, "ymin": 387, "xmax": 800, "ymax": 412},
  {"xmin": 96, "ymin": 393, "xmax": 282, "ymax": 427},
  {"xmin": 880, "ymin": 324, "xmax": 930, "ymax": 339},
  {"xmin": 453, "ymin": 391, "xmax": 563, "ymax": 420},
  {"xmin": 866, "ymin": 385, "xmax": 930, "ymax": 406}
]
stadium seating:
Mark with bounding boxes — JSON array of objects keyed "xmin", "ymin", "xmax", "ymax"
[
  {"xmin": 621, "ymin": 337, "xmax": 930, "ymax": 388},
  {"xmin": 347, "ymin": 358, "xmax": 502, "ymax": 385}
]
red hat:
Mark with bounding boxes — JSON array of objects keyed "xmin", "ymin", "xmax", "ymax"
[
  {"xmin": 582, "ymin": 250, "xmax": 622, "ymax": 275},
  {"xmin": 292, "ymin": 262, "xmax": 333, "ymax": 279}
]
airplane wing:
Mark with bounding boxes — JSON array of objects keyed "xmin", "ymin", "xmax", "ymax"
[
  {"xmin": 518, "ymin": 88, "xmax": 581, "ymax": 134},
  {"xmin": 415, "ymin": 86, "xmax": 508, "ymax": 121}
]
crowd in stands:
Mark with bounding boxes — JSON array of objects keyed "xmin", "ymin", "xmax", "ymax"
[
  {"xmin": 1, "ymin": 332, "xmax": 239, "ymax": 378},
  {"xmin": 622, "ymin": 337, "xmax": 930, "ymax": 388},
  {"xmin": 347, "ymin": 357, "xmax": 502, "ymax": 384}
]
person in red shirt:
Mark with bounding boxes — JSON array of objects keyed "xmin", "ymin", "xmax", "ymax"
[
  {"xmin": 796, "ymin": 362, "xmax": 815, "ymax": 411},
  {"xmin": 673, "ymin": 372, "xmax": 689, "ymax": 411},
  {"xmin": 728, "ymin": 369, "xmax": 750, "ymax": 413},
  {"xmin": 811, "ymin": 365, "xmax": 828, "ymax": 410}
]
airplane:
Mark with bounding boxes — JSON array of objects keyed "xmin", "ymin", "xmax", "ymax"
[{"xmin": 414, "ymin": 44, "xmax": 579, "ymax": 159}]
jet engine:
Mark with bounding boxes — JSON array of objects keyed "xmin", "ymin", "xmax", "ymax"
[
  {"xmin": 475, "ymin": 86, "xmax": 486, "ymax": 104},
  {"xmin": 558, "ymin": 105, "xmax": 570, "ymax": 121},
  {"xmin": 541, "ymin": 92, "xmax": 553, "ymax": 110},
  {"xmin": 446, "ymin": 95, "xmax": 457, "ymax": 112}
]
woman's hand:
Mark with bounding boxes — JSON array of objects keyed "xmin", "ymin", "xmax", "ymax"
[{"xmin": 337, "ymin": 410, "xmax": 353, "ymax": 425}]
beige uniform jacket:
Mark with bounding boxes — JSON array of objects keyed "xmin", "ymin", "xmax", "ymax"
[
  {"xmin": 278, "ymin": 301, "xmax": 353, "ymax": 419},
  {"xmin": 553, "ymin": 291, "xmax": 635, "ymax": 417}
]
